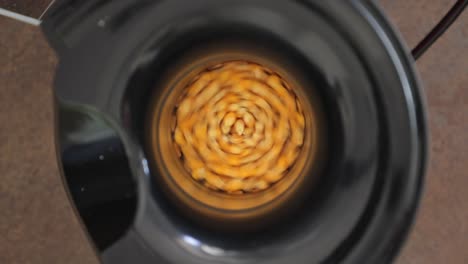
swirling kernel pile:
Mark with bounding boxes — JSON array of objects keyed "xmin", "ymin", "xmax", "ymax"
[{"xmin": 173, "ymin": 61, "xmax": 306, "ymax": 194}]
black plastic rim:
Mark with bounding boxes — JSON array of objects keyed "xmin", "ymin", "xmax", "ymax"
[{"xmin": 46, "ymin": 1, "xmax": 427, "ymax": 263}]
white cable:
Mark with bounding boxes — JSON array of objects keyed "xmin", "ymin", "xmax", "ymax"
[{"xmin": 0, "ymin": 8, "xmax": 41, "ymax": 26}]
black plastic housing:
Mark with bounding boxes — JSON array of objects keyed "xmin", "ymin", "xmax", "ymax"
[{"xmin": 43, "ymin": 1, "xmax": 427, "ymax": 263}]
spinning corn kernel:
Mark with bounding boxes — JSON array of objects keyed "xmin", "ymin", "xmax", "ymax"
[{"xmin": 173, "ymin": 61, "xmax": 306, "ymax": 194}]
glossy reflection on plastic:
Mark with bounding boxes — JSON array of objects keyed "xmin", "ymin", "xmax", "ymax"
[{"xmin": 58, "ymin": 105, "xmax": 137, "ymax": 250}]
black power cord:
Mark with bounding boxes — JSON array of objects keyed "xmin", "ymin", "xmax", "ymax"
[{"xmin": 412, "ymin": 0, "xmax": 467, "ymax": 60}]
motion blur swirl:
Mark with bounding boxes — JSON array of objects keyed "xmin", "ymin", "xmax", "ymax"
[{"xmin": 173, "ymin": 61, "xmax": 306, "ymax": 194}]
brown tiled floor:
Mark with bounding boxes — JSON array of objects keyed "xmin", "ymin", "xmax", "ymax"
[
  {"xmin": 0, "ymin": 1, "xmax": 467, "ymax": 263},
  {"xmin": 391, "ymin": 9, "xmax": 468, "ymax": 264},
  {"xmin": 0, "ymin": 15, "xmax": 100, "ymax": 264}
]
